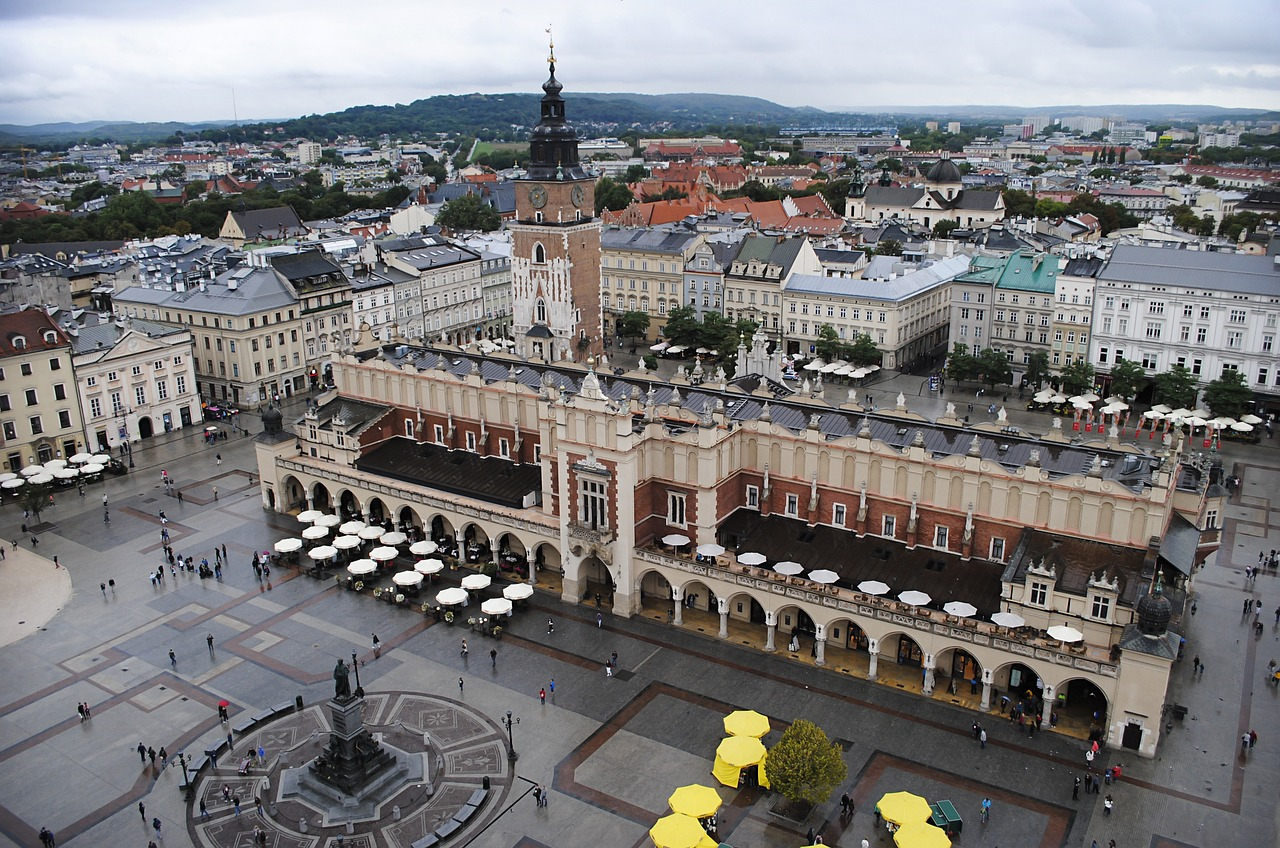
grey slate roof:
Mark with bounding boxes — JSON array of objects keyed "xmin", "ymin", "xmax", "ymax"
[
  {"xmin": 68, "ymin": 318, "xmax": 184, "ymax": 354},
  {"xmin": 600, "ymin": 227, "xmax": 700, "ymax": 254},
  {"xmin": 270, "ymin": 251, "xmax": 343, "ymax": 282},
  {"xmin": 1099, "ymin": 244, "xmax": 1280, "ymax": 295},
  {"xmin": 113, "ymin": 266, "xmax": 297, "ymax": 315},
  {"xmin": 228, "ymin": 206, "xmax": 306, "ymax": 239},
  {"xmin": 786, "ymin": 254, "xmax": 970, "ymax": 301}
]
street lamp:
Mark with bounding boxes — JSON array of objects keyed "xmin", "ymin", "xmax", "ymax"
[{"xmin": 501, "ymin": 710, "xmax": 519, "ymax": 761}]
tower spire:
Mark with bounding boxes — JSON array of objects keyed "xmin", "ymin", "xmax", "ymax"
[{"xmin": 545, "ymin": 25, "xmax": 556, "ymax": 68}]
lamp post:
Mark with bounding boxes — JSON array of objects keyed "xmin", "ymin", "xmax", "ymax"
[
  {"xmin": 501, "ymin": 710, "xmax": 519, "ymax": 761},
  {"xmin": 351, "ymin": 650, "xmax": 363, "ymax": 697}
]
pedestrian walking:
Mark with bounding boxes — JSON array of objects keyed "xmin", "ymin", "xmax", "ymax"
[
  {"xmin": 980, "ymin": 797, "xmax": 991, "ymax": 823},
  {"xmin": 979, "ymin": 728, "xmax": 987, "ymax": 749},
  {"xmin": 139, "ymin": 801, "xmax": 146, "ymax": 820},
  {"xmin": 148, "ymin": 746, "xmax": 157, "ymax": 767},
  {"xmin": 221, "ymin": 543, "xmax": 227, "ymax": 560},
  {"xmin": 538, "ymin": 784, "xmax": 548, "ymax": 807},
  {"xmin": 216, "ymin": 453, "xmax": 222, "ymax": 466},
  {"xmin": 212, "ymin": 486, "xmax": 219, "ymax": 500},
  {"xmin": 169, "ymin": 649, "xmax": 176, "ymax": 668},
  {"xmin": 199, "ymin": 797, "xmax": 210, "ymax": 819},
  {"xmin": 77, "ymin": 702, "xmax": 86, "ymax": 722},
  {"xmin": 1072, "ymin": 775, "xmax": 1080, "ymax": 800},
  {"xmin": 539, "ymin": 687, "xmax": 546, "ymax": 704},
  {"xmin": 1242, "ymin": 732, "xmax": 1251, "ymax": 753},
  {"xmin": 233, "ymin": 795, "xmax": 241, "ymax": 816},
  {"xmin": 138, "ymin": 742, "xmax": 147, "ymax": 764},
  {"xmin": 547, "ymin": 618, "xmax": 554, "ymax": 634},
  {"xmin": 490, "ymin": 648, "xmax": 497, "ymax": 668},
  {"xmin": 177, "ymin": 490, "xmax": 184, "ymax": 504},
  {"xmin": 103, "ymin": 510, "xmax": 110, "ymax": 524},
  {"xmin": 207, "ymin": 633, "xmax": 214, "ymax": 652},
  {"xmin": 459, "ymin": 677, "xmax": 464, "ymax": 694},
  {"xmin": 596, "ymin": 612, "xmax": 603, "ymax": 628},
  {"xmin": 100, "ymin": 582, "xmax": 107, "ymax": 597},
  {"xmin": 1249, "ymin": 729, "xmax": 1257, "ymax": 749},
  {"xmin": 159, "ymin": 747, "xmax": 168, "ymax": 768},
  {"xmin": 549, "ymin": 678, "xmax": 555, "ymax": 694},
  {"xmin": 606, "ymin": 661, "xmax": 613, "ymax": 677},
  {"xmin": 532, "ymin": 785, "xmax": 542, "ymax": 806},
  {"xmin": 1244, "ymin": 598, "xmax": 1251, "ymax": 615},
  {"xmin": 82, "ymin": 702, "xmax": 91, "ymax": 718},
  {"xmin": 461, "ymin": 639, "xmax": 468, "ymax": 658},
  {"xmin": 39, "ymin": 827, "xmax": 54, "ymax": 847},
  {"xmin": 372, "ymin": 633, "xmax": 381, "ymax": 659}
]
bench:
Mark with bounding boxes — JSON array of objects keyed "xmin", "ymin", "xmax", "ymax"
[
  {"xmin": 252, "ymin": 708, "xmax": 275, "ymax": 723},
  {"xmin": 410, "ymin": 835, "xmax": 440, "ymax": 848},
  {"xmin": 466, "ymin": 788, "xmax": 488, "ymax": 807},
  {"xmin": 186, "ymin": 755, "xmax": 208, "ymax": 774},
  {"xmin": 232, "ymin": 717, "xmax": 257, "ymax": 734},
  {"xmin": 451, "ymin": 803, "xmax": 478, "ymax": 825},
  {"xmin": 272, "ymin": 701, "xmax": 296, "ymax": 716},
  {"xmin": 433, "ymin": 820, "xmax": 460, "ymax": 839}
]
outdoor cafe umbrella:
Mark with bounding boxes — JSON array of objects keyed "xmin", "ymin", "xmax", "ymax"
[
  {"xmin": 1208, "ymin": 416, "xmax": 1237, "ymax": 428},
  {"xmin": 898, "ymin": 590, "xmax": 932, "ymax": 606},
  {"xmin": 858, "ymin": 580, "xmax": 890, "ymax": 596},
  {"xmin": 723, "ymin": 709, "xmax": 770, "ymax": 738},
  {"xmin": 53, "ymin": 468, "xmax": 80, "ymax": 480},
  {"xmin": 1150, "ymin": 404, "xmax": 1173, "ymax": 414},
  {"xmin": 696, "ymin": 543, "xmax": 725, "ymax": 558},
  {"xmin": 773, "ymin": 561, "xmax": 803, "ymax": 576},
  {"xmin": 943, "ymin": 601, "xmax": 978, "ymax": 618},
  {"xmin": 667, "ymin": 784, "xmax": 723, "ymax": 819},
  {"xmin": 358, "ymin": 526, "xmax": 387, "ymax": 540},
  {"xmin": 414, "ymin": 558, "xmax": 445, "ymax": 575},
  {"xmin": 435, "ymin": 587, "xmax": 468, "ymax": 606},
  {"xmin": 302, "ymin": 525, "xmax": 330, "ymax": 541},
  {"xmin": 80, "ymin": 463, "xmax": 105, "ymax": 475},
  {"xmin": 44, "ymin": 459, "xmax": 67, "ymax": 470},
  {"xmin": 481, "ymin": 598, "xmax": 513, "ymax": 616},
  {"xmin": 1185, "ymin": 416, "xmax": 1208, "ymax": 427},
  {"xmin": 347, "ymin": 559, "xmax": 377, "ymax": 576},
  {"xmin": 1231, "ymin": 421, "xmax": 1254, "ymax": 432},
  {"xmin": 0, "ymin": 473, "xmax": 15, "ymax": 482},
  {"xmin": 369, "ymin": 546, "xmax": 399, "ymax": 562},
  {"xmin": 332, "ymin": 535, "xmax": 362, "ymax": 550},
  {"xmin": 313, "ymin": 514, "xmax": 342, "ymax": 528},
  {"xmin": 20, "ymin": 464, "xmax": 45, "ymax": 476},
  {"xmin": 69, "ymin": 452, "xmax": 94, "ymax": 464},
  {"xmin": 204, "ymin": 425, "xmax": 218, "ymax": 433},
  {"xmin": 410, "ymin": 540, "xmax": 438, "ymax": 556},
  {"xmin": 339, "ymin": 520, "xmax": 367, "ymax": 535},
  {"xmin": 737, "ymin": 552, "xmax": 767, "ymax": 566},
  {"xmin": 877, "ymin": 791, "xmax": 932, "ymax": 827},
  {"xmin": 1191, "ymin": 408, "xmax": 1210, "ymax": 418},
  {"xmin": 662, "ymin": 533, "xmax": 691, "ymax": 547},
  {"xmin": 808, "ymin": 569, "xmax": 840, "ymax": 584},
  {"xmin": 649, "ymin": 813, "xmax": 718, "ymax": 848},
  {"xmin": 380, "ymin": 531, "xmax": 408, "ymax": 546},
  {"xmin": 894, "ymin": 822, "xmax": 951, "ymax": 848},
  {"xmin": 1241, "ymin": 413, "xmax": 1264, "ymax": 424},
  {"xmin": 992, "ymin": 611, "xmax": 1026, "ymax": 628},
  {"xmin": 28, "ymin": 473, "xmax": 54, "ymax": 485},
  {"xmin": 308, "ymin": 545, "xmax": 337, "ymax": 561},
  {"xmin": 274, "ymin": 538, "xmax": 303, "ymax": 553},
  {"xmin": 90, "ymin": 453, "xmax": 111, "ymax": 464},
  {"xmin": 712, "ymin": 736, "xmax": 769, "ymax": 789},
  {"xmin": 804, "ymin": 359, "xmax": 826, "ymax": 371},
  {"xmin": 1142, "ymin": 410, "xmax": 1164, "ymax": 421},
  {"xmin": 1, "ymin": 478, "xmax": 23, "ymax": 489},
  {"xmin": 392, "ymin": 571, "xmax": 424, "ymax": 587},
  {"xmin": 461, "ymin": 573, "xmax": 491, "ymax": 591},
  {"xmin": 503, "ymin": 583, "xmax": 534, "ymax": 601},
  {"xmin": 1047, "ymin": 625, "xmax": 1084, "ymax": 643},
  {"xmin": 297, "ymin": 509, "xmax": 323, "ymax": 523}
]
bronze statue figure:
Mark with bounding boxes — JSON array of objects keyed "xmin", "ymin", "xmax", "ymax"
[{"xmin": 334, "ymin": 658, "xmax": 351, "ymax": 698}]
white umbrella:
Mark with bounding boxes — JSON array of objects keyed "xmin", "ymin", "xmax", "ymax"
[
  {"xmin": 308, "ymin": 545, "xmax": 337, "ymax": 560},
  {"xmin": 380, "ymin": 531, "xmax": 408, "ymax": 546},
  {"xmin": 69, "ymin": 453, "xmax": 94, "ymax": 464},
  {"xmin": 808, "ymin": 569, "xmax": 840, "ymax": 584},
  {"xmin": 297, "ymin": 509, "xmax": 323, "ymax": 523},
  {"xmin": 1184, "ymin": 416, "xmax": 1208, "ymax": 427},
  {"xmin": 20, "ymin": 464, "xmax": 45, "ymax": 477},
  {"xmin": 858, "ymin": 580, "xmax": 890, "ymax": 596},
  {"xmin": 696, "ymin": 347, "xmax": 710, "ymax": 355},
  {"xmin": 1208, "ymin": 416, "xmax": 1236, "ymax": 428},
  {"xmin": 662, "ymin": 533, "xmax": 691, "ymax": 547},
  {"xmin": 898, "ymin": 590, "xmax": 932, "ymax": 606},
  {"xmin": 850, "ymin": 368, "xmax": 869, "ymax": 379},
  {"xmin": 1142, "ymin": 410, "xmax": 1164, "ymax": 420},
  {"xmin": 274, "ymin": 538, "xmax": 303, "ymax": 553},
  {"xmin": 369, "ymin": 546, "xmax": 399, "ymax": 562},
  {"xmin": 804, "ymin": 359, "xmax": 826, "ymax": 371},
  {"xmin": 90, "ymin": 453, "xmax": 111, "ymax": 464},
  {"xmin": 503, "ymin": 583, "xmax": 534, "ymax": 601},
  {"xmin": 773, "ymin": 561, "xmax": 804, "ymax": 576},
  {"xmin": 1050, "ymin": 394, "xmax": 1068, "ymax": 403},
  {"xmin": 415, "ymin": 558, "xmax": 445, "ymax": 574},
  {"xmin": 347, "ymin": 559, "xmax": 377, "ymax": 575},
  {"xmin": 332, "ymin": 535, "xmax": 362, "ymax": 550},
  {"xmin": 481, "ymin": 598, "xmax": 513, "ymax": 616},
  {"xmin": 302, "ymin": 525, "xmax": 330, "ymax": 541},
  {"xmin": 1241, "ymin": 413, "xmax": 1264, "ymax": 424},
  {"xmin": 339, "ymin": 520, "xmax": 367, "ymax": 535},
  {"xmin": 1231, "ymin": 421, "xmax": 1254, "ymax": 432},
  {"xmin": 1108, "ymin": 400, "xmax": 1129, "ymax": 410},
  {"xmin": 461, "ymin": 573, "xmax": 491, "ymax": 591},
  {"xmin": 28, "ymin": 474, "xmax": 54, "ymax": 485},
  {"xmin": 866, "ymin": 365, "xmax": 881, "ymax": 372},
  {"xmin": 992, "ymin": 611, "xmax": 1026, "ymax": 628},
  {"xmin": 1, "ymin": 478, "xmax": 24, "ymax": 489},
  {"xmin": 43, "ymin": 459, "xmax": 67, "ymax": 470},
  {"xmin": 313, "ymin": 514, "xmax": 342, "ymax": 528},
  {"xmin": 436, "ymin": 587, "xmax": 469, "ymax": 606},
  {"xmin": 943, "ymin": 601, "xmax": 978, "ymax": 618},
  {"xmin": 1099, "ymin": 404, "xmax": 1122, "ymax": 415},
  {"xmin": 696, "ymin": 543, "xmax": 726, "ymax": 557},
  {"xmin": 1167, "ymin": 407, "xmax": 1191, "ymax": 419},
  {"xmin": 820, "ymin": 361, "xmax": 843, "ymax": 374},
  {"xmin": 1079, "ymin": 392, "xmax": 1100, "ymax": 403},
  {"xmin": 80, "ymin": 463, "xmax": 104, "ymax": 474},
  {"xmin": 205, "ymin": 425, "xmax": 218, "ymax": 433},
  {"xmin": 1150, "ymin": 404, "xmax": 1172, "ymax": 414},
  {"xmin": 53, "ymin": 468, "xmax": 80, "ymax": 480},
  {"xmin": 358, "ymin": 526, "xmax": 387, "ymax": 540},
  {"xmin": 737, "ymin": 552, "xmax": 767, "ymax": 566},
  {"xmin": 649, "ymin": 341, "xmax": 670, "ymax": 351},
  {"xmin": 0, "ymin": 472, "xmax": 15, "ymax": 482},
  {"xmin": 393, "ymin": 571, "xmax": 424, "ymax": 587},
  {"xmin": 1191, "ymin": 408, "xmax": 1210, "ymax": 418},
  {"xmin": 1071, "ymin": 399, "xmax": 1093, "ymax": 410},
  {"xmin": 410, "ymin": 540, "xmax": 438, "ymax": 556},
  {"xmin": 834, "ymin": 365, "xmax": 853, "ymax": 376},
  {"xmin": 1104, "ymin": 395, "xmax": 1125, "ymax": 405},
  {"xmin": 1047, "ymin": 625, "xmax": 1084, "ymax": 643}
]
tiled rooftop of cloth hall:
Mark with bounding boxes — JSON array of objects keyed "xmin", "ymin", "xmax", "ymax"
[{"xmin": 352, "ymin": 342, "xmax": 1204, "ymax": 494}]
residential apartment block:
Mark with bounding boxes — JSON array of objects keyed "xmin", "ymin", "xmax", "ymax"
[
  {"xmin": 600, "ymin": 227, "xmax": 703, "ymax": 339},
  {"xmin": 0, "ymin": 311, "xmax": 86, "ymax": 471},
  {"xmin": 948, "ymin": 250, "xmax": 1059, "ymax": 379}
]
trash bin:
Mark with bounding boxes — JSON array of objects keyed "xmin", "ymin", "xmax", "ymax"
[
  {"xmin": 482, "ymin": 776, "xmax": 490, "ymax": 790},
  {"xmin": 295, "ymin": 695, "xmax": 304, "ymax": 712}
]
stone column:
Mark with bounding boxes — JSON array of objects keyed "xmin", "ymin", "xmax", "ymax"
[
  {"xmin": 672, "ymin": 586, "xmax": 684, "ymax": 626},
  {"xmin": 980, "ymin": 667, "xmax": 994, "ymax": 712},
  {"xmin": 717, "ymin": 597, "xmax": 729, "ymax": 639},
  {"xmin": 764, "ymin": 610, "xmax": 777, "ymax": 652},
  {"xmin": 922, "ymin": 654, "xmax": 936, "ymax": 696},
  {"xmin": 813, "ymin": 624, "xmax": 827, "ymax": 666},
  {"xmin": 306, "ymin": 493, "xmax": 315, "ymax": 510},
  {"xmin": 866, "ymin": 638, "xmax": 879, "ymax": 680},
  {"xmin": 1041, "ymin": 683, "xmax": 1055, "ymax": 730}
]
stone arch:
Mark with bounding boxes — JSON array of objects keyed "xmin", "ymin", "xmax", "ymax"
[
  {"xmin": 1053, "ymin": 675, "xmax": 1111, "ymax": 739},
  {"xmin": 894, "ymin": 465, "xmax": 908, "ymax": 499},
  {"xmin": 1128, "ymin": 507, "xmax": 1148, "ymax": 544},
  {"xmin": 774, "ymin": 603, "xmax": 816, "ymax": 639},
  {"xmin": 280, "ymin": 474, "xmax": 306, "ymax": 513},
  {"xmin": 336, "ymin": 487, "xmax": 361, "ymax": 519},
  {"xmin": 793, "ymin": 446, "xmax": 806, "ymax": 478},
  {"xmin": 881, "ymin": 629, "xmax": 924, "ymax": 666},
  {"xmin": 459, "ymin": 522, "xmax": 491, "ymax": 563},
  {"xmin": 1007, "ymin": 485, "xmax": 1021, "ymax": 519},
  {"xmin": 948, "ymin": 474, "xmax": 962, "ymax": 508},
  {"xmin": 823, "ymin": 616, "xmax": 869, "ymax": 651},
  {"xmin": 366, "ymin": 496, "xmax": 389, "ymax": 523},
  {"xmin": 532, "ymin": 542, "xmax": 561, "ymax": 574},
  {"xmin": 721, "ymin": 590, "xmax": 766, "ymax": 626},
  {"xmin": 1067, "ymin": 495, "xmax": 1083, "ymax": 528},
  {"xmin": 310, "ymin": 482, "xmax": 333, "ymax": 512},
  {"xmin": 991, "ymin": 659, "xmax": 1049, "ymax": 709},
  {"xmin": 1035, "ymin": 491, "xmax": 1051, "ymax": 525},
  {"xmin": 934, "ymin": 646, "xmax": 984, "ymax": 696},
  {"xmin": 636, "ymin": 566, "xmax": 675, "ymax": 612},
  {"xmin": 978, "ymin": 480, "xmax": 992, "ymax": 514},
  {"xmin": 397, "ymin": 505, "xmax": 422, "ymax": 536},
  {"xmin": 533, "ymin": 242, "xmax": 546, "ymax": 264},
  {"xmin": 676, "ymin": 577, "xmax": 718, "ymax": 613},
  {"xmin": 1098, "ymin": 501, "xmax": 1115, "ymax": 540},
  {"xmin": 428, "ymin": 514, "xmax": 456, "ymax": 550}
]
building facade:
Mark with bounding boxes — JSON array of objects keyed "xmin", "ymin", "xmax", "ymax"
[
  {"xmin": 600, "ymin": 227, "xmax": 703, "ymax": 339},
  {"xmin": 949, "ymin": 250, "xmax": 1059, "ymax": 380},
  {"xmin": 0, "ymin": 310, "xmax": 86, "ymax": 471}
]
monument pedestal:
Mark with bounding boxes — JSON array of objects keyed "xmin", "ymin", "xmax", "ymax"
[{"xmin": 310, "ymin": 695, "xmax": 397, "ymax": 795}]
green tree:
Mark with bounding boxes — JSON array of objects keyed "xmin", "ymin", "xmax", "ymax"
[
  {"xmin": 818, "ymin": 178, "xmax": 852, "ymax": 214},
  {"xmin": 435, "ymin": 193, "xmax": 500, "ymax": 232},
  {"xmin": 1025, "ymin": 351, "xmax": 1051, "ymax": 390},
  {"xmin": 1001, "ymin": 189, "xmax": 1036, "ymax": 219},
  {"xmin": 874, "ymin": 239, "xmax": 902, "ymax": 257},
  {"xmin": 933, "ymin": 219, "xmax": 959, "ymax": 238},
  {"xmin": 1059, "ymin": 359, "xmax": 1096, "ymax": 396},
  {"xmin": 184, "ymin": 182, "xmax": 205, "ymax": 202},
  {"xmin": 765, "ymin": 719, "xmax": 847, "ymax": 807},
  {"xmin": 1107, "ymin": 358, "xmax": 1147, "ymax": 400},
  {"xmin": 659, "ymin": 305, "xmax": 701, "ymax": 347},
  {"xmin": 16, "ymin": 481, "xmax": 52, "ymax": 525},
  {"xmin": 1195, "ymin": 175, "xmax": 1219, "ymax": 188},
  {"xmin": 616, "ymin": 311, "xmax": 651, "ymax": 343},
  {"xmin": 847, "ymin": 333, "xmax": 882, "ymax": 367},
  {"xmin": 622, "ymin": 164, "xmax": 648, "ymax": 182},
  {"xmin": 975, "ymin": 347, "xmax": 1013, "ymax": 391},
  {"xmin": 813, "ymin": 324, "xmax": 845, "ymax": 363},
  {"xmin": 594, "ymin": 177, "xmax": 634, "ymax": 214},
  {"xmin": 1153, "ymin": 365, "xmax": 1199, "ymax": 410},
  {"xmin": 875, "ymin": 157, "xmax": 903, "ymax": 173},
  {"xmin": 946, "ymin": 343, "xmax": 978, "ymax": 383},
  {"xmin": 1202, "ymin": 369, "xmax": 1251, "ymax": 418}
]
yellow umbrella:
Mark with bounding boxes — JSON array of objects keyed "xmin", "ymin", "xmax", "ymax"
[
  {"xmin": 894, "ymin": 822, "xmax": 951, "ymax": 848},
  {"xmin": 668, "ymin": 784, "xmax": 722, "ymax": 819},
  {"xmin": 649, "ymin": 813, "xmax": 718, "ymax": 848},
  {"xmin": 716, "ymin": 735, "xmax": 766, "ymax": 768},
  {"xmin": 723, "ymin": 709, "xmax": 771, "ymax": 738},
  {"xmin": 876, "ymin": 791, "xmax": 932, "ymax": 826}
]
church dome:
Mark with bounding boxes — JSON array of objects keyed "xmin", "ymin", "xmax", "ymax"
[
  {"xmin": 1135, "ymin": 588, "xmax": 1172, "ymax": 636},
  {"xmin": 262, "ymin": 405, "xmax": 284, "ymax": 436},
  {"xmin": 925, "ymin": 157, "xmax": 963, "ymax": 185}
]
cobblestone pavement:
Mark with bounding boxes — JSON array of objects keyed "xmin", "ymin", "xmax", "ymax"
[{"xmin": 0, "ymin": 379, "xmax": 1272, "ymax": 848}]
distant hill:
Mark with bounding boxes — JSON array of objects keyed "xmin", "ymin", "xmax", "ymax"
[
  {"xmin": 864, "ymin": 104, "xmax": 1278, "ymax": 123},
  {"xmin": 0, "ymin": 119, "xmax": 238, "ymax": 147}
]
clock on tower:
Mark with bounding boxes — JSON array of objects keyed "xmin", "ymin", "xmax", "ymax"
[{"xmin": 509, "ymin": 41, "xmax": 602, "ymax": 362}]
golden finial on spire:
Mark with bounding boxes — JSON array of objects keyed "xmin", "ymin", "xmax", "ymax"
[{"xmin": 545, "ymin": 25, "xmax": 556, "ymax": 64}]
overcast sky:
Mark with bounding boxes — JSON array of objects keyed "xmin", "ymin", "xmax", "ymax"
[{"xmin": 2, "ymin": 0, "xmax": 1277, "ymax": 126}]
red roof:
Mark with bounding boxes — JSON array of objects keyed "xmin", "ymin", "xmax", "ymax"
[{"xmin": 0, "ymin": 310, "xmax": 69, "ymax": 358}]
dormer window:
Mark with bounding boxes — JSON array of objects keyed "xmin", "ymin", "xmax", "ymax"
[{"xmin": 10, "ymin": 336, "xmax": 25, "ymax": 349}]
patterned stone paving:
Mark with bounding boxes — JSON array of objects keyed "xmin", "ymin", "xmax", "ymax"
[{"xmin": 188, "ymin": 693, "xmax": 511, "ymax": 848}]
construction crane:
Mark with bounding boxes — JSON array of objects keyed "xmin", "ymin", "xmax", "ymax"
[{"xmin": 0, "ymin": 146, "xmax": 38, "ymax": 178}]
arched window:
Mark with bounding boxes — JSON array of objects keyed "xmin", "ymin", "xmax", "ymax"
[
  {"xmin": 536, "ymin": 299, "xmax": 547, "ymax": 323},
  {"xmin": 533, "ymin": 243, "xmax": 546, "ymax": 263}
]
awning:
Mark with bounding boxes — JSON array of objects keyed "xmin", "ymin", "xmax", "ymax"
[{"xmin": 1158, "ymin": 513, "xmax": 1200, "ymax": 576}]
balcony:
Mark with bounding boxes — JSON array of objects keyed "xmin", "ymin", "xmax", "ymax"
[{"xmin": 569, "ymin": 522, "xmax": 613, "ymax": 546}]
